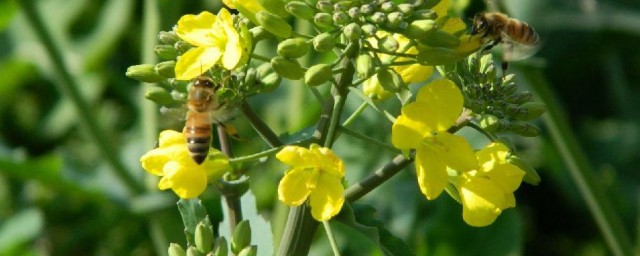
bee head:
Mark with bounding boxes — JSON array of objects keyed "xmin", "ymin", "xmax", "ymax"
[
  {"xmin": 194, "ymin": 76, "xmax": 219, "ymax": 90},
  {"xmin": 471, "ymin": 13, "xmax": 489, "ymax": 36}
]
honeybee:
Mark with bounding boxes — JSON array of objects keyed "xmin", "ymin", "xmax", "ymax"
[
  {"xmin": 183, "ymin": 76, "xmax": 221, "ymax": 164},
  {"xmin": 471, "ymin": 12, "xmax": 540, "ymax": 71}
]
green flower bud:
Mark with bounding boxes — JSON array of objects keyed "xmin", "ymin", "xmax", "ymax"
[
  {"xmin": 502, "ymin": 73, "xmax": 516, "ymax": 85},
  {"xmin": 155, "ymin": 61, "xmax": 176, "ymax": 78},
  {"xmin": 412, "ymin": 9, "xmax": 437, "ymax": 20},
  {"xmin": 314, "ymin": 12, "xmax": 334, "ymax": 28},
  {"xmin": 158, "ymin": 31, "xmax": 179, "ymax": 45},
  {"xmin": 333, "ymin": 12, "xmax": 350, "ymax": 25},
  {"xmin": 257, "ymin": 63, "xmax": 282, "ymax": 93},
  {"xmin": 507, "ymin": 155, "xmax": 541, "ymax": 185},
  {"xmin": 237, "ymin": 246, "xmax": 257, "ymax": 256},
  {"xmin": 416, "ymin": 46, "xmax": 457, "ymax": 65},
  {"xmin": 213, "ymin": 237, "xmax": 228, "ymax": 256},
  {"xmin": 478, "ymin": 114, "xmax": 501, "ymax": 132},
  {"xmin": 508, "ymin": 121, "xmax": 541, "ymax": 137},
  {"xmin": 505, "ymin": 103, "xmax": 526, "ymax": 117},
  {"xmin": 155, "ymin": 45, "xmax": 179, "ymax": 60},
  {"xmin": 171, "ymin": 80, "xmax": 189, "ymax": 93},
  {"xmin": 305, "ymin": 64, "xmax": 332, "ymax": 86},
  {"xmin": 356, "ymin": 53, "xmax": 375, "ymax": 78},
  {"xmin": 420, "ymin": 30, "xmax": 460, "ymax": 48},
  {"xmin": 361, "ymin": 23, "xmax": 377, "ymax": 36},
  {"xmin": 168, "ymin": 243, "xmax": 187, "ymax": 256},
  {"xmin": 145, "ymin": 87, "xmax": 179, "ymax": 106},
  {"xmin": 316, "ymin": 1, "xmax": 332, "ymax": 13},
  {"xmin": 231, "ymin": 220, "xmax": 252, "ymax": 254},
  {"xmin": 285, "ymin": 1, "xmax": 315, "ymax": 20},
  {"xmin": 386, "ymin": 12, "xmax": 404, "ymax": 29},
  {"xmin": 380, "ymin": 2, "xmax": 396, "ymax": 12},
  {"xmin": 479, "ymin": 53, "xmax": 493, "ymax": 71},
  {"xmin": 186, "ymin": 246, "xmax": 200, "ymax": 256},
  {"xmin": 244, "ymin": 68, "xmax": 258, "ymax": 89},
  {"xmin": 397, "ymin": 3, "xmax": 413, "ymax": 15},
  {"xmin": 377, "ymin": 68, "xmax": 404, "ymax": 92},
  {"xmin": 406, "ymin": 19, "xmax": 436, "ymax": 39},
  {"xmin": 505, "ymin": 91, "xmax": 533, "ymax": 104},
  {"xmin": 378, "ymin": 35, "xmax": 398, "ymax": 52},
  {"xmin": 313, "ymin": 33, "xmax": 335, "ymax": 52},
  {"xmin": 370, "ymin": 12, "xmax": 386, "ymax": 24},
  {"xmin": 256, "ymin": 11, "xmax": 292, "ymax": 38},
  {"xmin": 258, "ymin": 0, "xmax": 289, "ymax": 18},
  {"xmin": 343, "ymin": 23, "xmax": 361, "ymax": 41},
  {"xmin": 271, "ymin": 56, "xmax": 305, "ymax": 80},
  {"xmin": 348, "ymin": 7, "xmax": 359, "ymax": 19},
  {"xmin": 360, "ymin": 4, "xmax": 374, "ymax": 14},
  {"xmin": 334, "ymin": 1, "xmax": 354, "ymax": 12},
  {"xmin": 501, "ymin": 81, "xmax": 518, "ymax": 95},
  {"xmin": 514, "ymin": 102, "xmax": 546, "ymax": 120},
  {"xmin": 277, "ymin": 38, "xmax": 310, "ymax": 58},
  {"xmin": 174, "ymin": 41, "xmax": 193, "ymax": 53},
  {"xmin": 195, "ymin": 222, "xmax": 214, "ymax": 253},
  {"xmin": 250, "ymin": 26, "xmax": 272, "ymax": 42},
  {"xmin": 126, "ymin": 64, "xmax": 165, "ymax": 83}
]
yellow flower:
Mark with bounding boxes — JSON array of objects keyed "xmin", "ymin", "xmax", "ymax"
[
  {"xmin": 140, "ymin": 130, "xmax": 229, "ymax": 198},
  {"xmin": 229, "ymin": 0, "xmax": 264, "ymax": 25},
  {"xmin": 364, "ymin": 32, "xmax": 434, "ymax": 101},
  {"xmin": 459, "ymin": 143, "xmax": 525, "ymax": 227},
  {"xmin": 174, "ymin": 9, "xmax": 251, "ymax": 80},
  {"xmin": 276, "ymin": 144, "xmax": 345, "ymax": 221},
  {"xmin": 391, "ymin": 78, "xmax": 477, "ymax": 199}
]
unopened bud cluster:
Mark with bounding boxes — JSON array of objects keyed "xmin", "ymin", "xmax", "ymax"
[
  {"xmin": 167, "ymin": 220, "xmax": 256, "ymax": 256},
  {"xmin": 447, "ymin": 53, "xmax": 546, "ymax": 137}
]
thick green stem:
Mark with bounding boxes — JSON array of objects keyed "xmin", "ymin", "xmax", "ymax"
[
  {"xmin": 522, "ymin": 69, "xmax": 633, "ymax": 256},
  {"xmin": 239, "ymin": 100, "xmax": 283, "ymax": 148},
  {"xmin": 18, "ymin": 1, "xmax": 143, "ymax": 194},
  {"xmin": 276, "ymin": 206, "xmax": 319, "ymax": 256},
  {"xmin": 345, "ymin": 154, "xmax": 413, "ymax": 202},
  {"xmin": 216, "ymin": 125, "xmax": 243, "ymax": 233}
]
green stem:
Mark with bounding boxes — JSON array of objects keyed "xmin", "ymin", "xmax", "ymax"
[
  {"xmin": 338, "ymin": 126, "xmax": 399, "ymax": 154},
  {"xmin": 522, "ymin": 69, "xmax": 633, "ymax": 256},
  {"xmin": 345, "ymin": 154, "xmax": 413, "ymax": 202},
  {"xmin": 276, "ymin": 206, "xmax": 319, "ymax": 256},
  {"xmin": 324, "ymin": 92, "xmax": 345, "ymax": 148},
  {"xmin": 323, "ymin": 221, "xmax": 341, "ymax": 256},
  {"xmin": 342, "ymin": 102, "xmax": 368, "ymax": 127},
  {"xmin": 229, "ymin": 147, "xmax": 283, "ymax": 165},
  {"xmin": 18, "ymin": 1, "xmax": 143, "ymax": 194},
  {"xmin": 239, "ymin": 100, "xmax": 283, "ymax": 148},
  {"xmin": 250, "ymin": 53, "xmax": 271, "ymax": 62}
]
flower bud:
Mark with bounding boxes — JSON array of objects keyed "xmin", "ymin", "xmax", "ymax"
[
  {"xmin": 168, "ymin": 243, "xmax": 187, "ymax": 256},
  {"xmin": 316, "ymin": 1, "xmax": 332, "ymax": 13},
  {"xmin": 501, "ymin": 81, "xmax": 518, "ymax": 95},
  {"xmin": 406, "ymin": 19, "xmax": 436, "ymax": 39},
  {"xmin": 478, "ymin": 114, "xmax": 501, "ymax": 132},
  {"xmin": 505, "ymin": 91, "xmax": 533, "ymax": 104},
  {"xmin": 502, "ymin": 74, "xmax": 516, "ymax": 85},
  {"xmin": 213, "ymin": 237, "xmax": 228, "ymax": 256},
  {"xmin": 285, "ymin": 1, "xmax": 315, "ymax": 20},
  {"xmin": 386, "ymin": 12, "xmax": 404, "ymax": 28},
  {"xmin": 343, "ymin": 23, "xmax": 361, "ymax": 41},
  {"xmin": 277, "ymin": 38, "xmax": 310, "ymax": 58},
  {"xmin": 479, "ymin": 53, "xmax": 494, "ymax": 72},
  {"xmin": 420, "ymin": 30, "xmax": 460, "ymax": 48},
  {"xmin": 378, "ymin": 35, "xmax": 398, "ymax": 52},
  {"xmin": 249, "ymin": 26, "xmax": 272, "ymax": 42},
  {"xmin": 314, "ymin": 13, "xmax": 334, "ymax": 28},
  {"xmin": 416, "ymin": 46, "xmax": 457, "ymax": 65},
  {"xmin": 333, "ymin": 12, "xmax": 350, "ymax": 25},
  {"xmin": 397, "ymin": 3, "xmax": 413, "ymax": 16},
  {"xmin": 412, "ymin": 9, "xmax": 437, "ymax": 20},
  {"xmin": 186, "ymin": 246, "xmax": 200, "ymax": 256},
  {"xmin": 257, "ymin": 63, "xmax": 282, "ymax": 93},
  {"xmin": 174, "ymin": 41, "xmax": 193, "ymax": 53},
  {"xmin": 171, "ymin": 80, "xmax": 189, "ymax": 93},
  {"xmin": 305, "ymin": 64, "xmax": 333, "ymax": 86},
  {"xmin": 243, "ymin": 68, "xmax": 258, "ymax": 91},
  {"xmin": 231, "ymin": 220, "xmax": 252, "ymax": 254},
  {"xmin": 237, "ymin": 246, "xmax": 257, "ymax": 256},
  {"xmin": 356, "ymin": 53, "xmax": 375, "ymax": 78},
  {"xmin": 195, "ymin": 222, "xmax": 214, "ymax": 253},
  {"xmin": 257, "ymin": 0, "xmax": 288, "ymax": 18},
  {"xmin": 507, "ymin": 155, "xmax": 541, "ymax": 185},
  {"xmin": 363, "ymin": 75, "xmax": 393, "ymax": 101},
  {"xmin": 370, "ymin": 12, "xmax": 386, "ymax": 24},
  {"xmin": 158, "ymin": 31, "xmax": 179, "ymax": 45},
  {"xmin": 348, "ymin": 7, "xmax": 359, "ymax": 19},
  {"xmin": 508, "ymin": 121, "xmax": 541, "ymax": 137},
  {"xmin": 155, "ymin": 45, "xmax": 179, "ymax": 60},
  {"xmin": 256, "ymin": 11, "xmax": 292, "ymax": 38},
  {"xmin": 155, "ymin": 61, "xmax": 176, "ymax": 78},
  {"xmin": 126, "ymin": 64, "xmax": 165, "ymax": 83},
  {"xmin": 377, "ymin": 68, "xmax": 404, "ymax": 92},
  {"xmin": 514, "ymin": 102, "xmax": 546, "ymax": 120},
  {"xmin": 360, "ymin": 4, "xmax": 374, "ymax": 14},
  {"xmin": 380, "ymin": 2, "xmax": 396, "ymax": 12},
  {"xmin": 334, "ymin": 1, "xmax": 353, "ymax": 12},
  {"xmin": 271, "ymin": 56, "xmax": 305, "ymax": 80},
  {"xmin": 313, "ymin": 33, "xmax": 335, "ymax": 52},
  {"xmin": 145, "ymin": 87, "xmax": 179, "ymax": 106},
  {"xmin": 361, "ymin": 23, "xmax": 377, "ymax": 36}
]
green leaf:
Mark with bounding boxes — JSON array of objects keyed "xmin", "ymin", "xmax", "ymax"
[
  {"xmin": 0, "ymin": 208, "xmax": 44, "ymax": 253},
  {"xmin": 177, "ymin": 199, "xmax": 211, "ymax": 246}
]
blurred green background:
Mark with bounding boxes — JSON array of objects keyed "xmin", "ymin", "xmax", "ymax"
[{"xmin": 1, "ymin": 0, "xmax": 639, "ymax": 255}]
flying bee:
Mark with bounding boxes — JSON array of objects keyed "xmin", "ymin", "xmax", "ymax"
[
  {"xmin": 183, "ymin": 76, "xmax": 238, "ymax": 164},
  {"xmin": 471, "ymin": 12, "xmax": 540, "ymax": 71}
]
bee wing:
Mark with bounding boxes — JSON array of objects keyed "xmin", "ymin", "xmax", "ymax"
[
  {"xmin": 501, "ymin": 32, "xmax": 541, "ymax": 62},
  {"xmin": 160, "ymin": 105, "xmax": 188, "ymax": 122},
  {"xmin": 210, "ymin": 105, "xmax": 239, "ymax": 124}
]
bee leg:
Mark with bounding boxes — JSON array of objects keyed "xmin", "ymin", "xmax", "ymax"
[
  {"xmin": 501, "ymin": 41, "xmax": 514, "ymax": 74},
  {"xmin": 482, "ymin": 37, "xmax": 502, "ymax": 52}
]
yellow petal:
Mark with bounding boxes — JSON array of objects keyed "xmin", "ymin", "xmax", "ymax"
[
  {"xmin": 140, "ymin": 148, "xmax": 170, "ymax": 176},
  {"xmin": 221, "ymin": 23, "xmax": 243, "ymax": 69},
  {"xmin": 175, "ymin": 46, "xmax": 222, "ymax": 80},
  {"xmin": 432, "ymin": 0, "xmax": 450, "ymax": 19},
  {"xmin": 276, "ymin": 146, "xmax": 315, "ymax": 168},
  {"xmin": 415, "ymin": 79, "xmax": 463, "ymax": 130},
  {"xmin": 440, "ymin": 17, "xmax": 466, "ymax": 34},
  {"xmin": 415, "ymin": 147, "xmax": 448, "ymax": 200},
  {"xmin": 435, "ymin": 132, "xmax": 478, "ymax": 172},
  {"xmin": 308, "ymin": 174, "xmax": 345, "ymax": 221},
  {"xmin": 201, "ymin": 150, "xmax": 230, "ymax": 179},
  {"xmin": 278, "ymin": 168, "xmax": 313, "ymax": 206},
  {"xmin": 485, "ymin": 163, "xmax": 525, "ymax": 193},
  {"xmin": 392, "ymin": 100, "xmax": 446, "ymax": 148},
  {"xmin": 455, "ymin": 35, "xmax": 483, "ymax": 58},
  {"xmin": 460, "ymin": 178, "xmax": 504, "ymax": 227},
  {"xmin": 158, "ymin": 130, "xmax": 184, "ymax": 147},
  {"xmin": 477, "ymin": 142, "xmax": 510, "ymax": 169},
  {"xmin": 176, "ymin": 11, "xmax": 218, "ymax": 47},
  {"xmin": 394, "ymin": 64, "xmax": 434, "ymax": 84},
  {"xmin": 232, "ymin": 0, "xmax": 264, "ymax": 25},
  {"xmin": 158, "ymin": 161, "xmax": 208, "ymax": 199},
  {"xmin": 363, "ymin": 75, "xmax": 394, "ymax": 101},
  {"xmin": 311, "ymin": 144, "xmax": 345, "ymax": 178}
]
